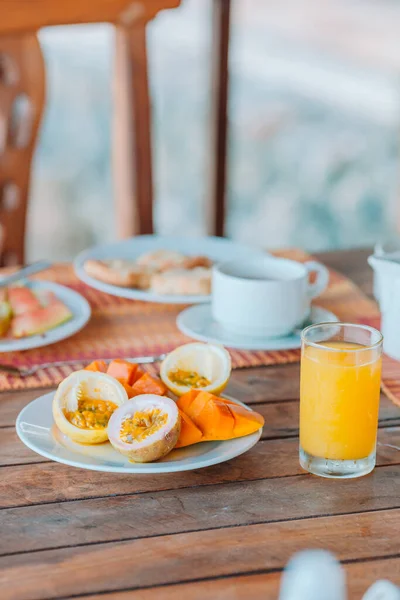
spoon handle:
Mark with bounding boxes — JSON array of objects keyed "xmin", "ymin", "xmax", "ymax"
[
  {"xmin": 0, "ymin": 260, "xmax": 52, "ymax": 287},
  {"xmin": 0, "ymin": 355, "xmax": 167, "ymax": 377}
]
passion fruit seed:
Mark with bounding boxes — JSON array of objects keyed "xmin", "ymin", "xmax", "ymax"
[
  {"xmin": 168, "ymin": 369, "xmax": 210, "ymax": 389},
  {"xmin": 64, "ymin": 398, "xmax": 118, "ymax": 430},
  {"xmin": 120, "ymin": 409, "xmax": 168, "ymax": 443}
]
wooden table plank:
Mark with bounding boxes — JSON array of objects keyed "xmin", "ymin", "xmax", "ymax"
[
  {"xmin": 79, "ymin": 557, "xmax": 400, "ymax": 600},
  {"xmin": 0, "ymin": 389, "xmax": 50, "ymax": 427},
  {"xmin": 0, "ymin": 509, "xmax": 399, "ymax": 600},
  {"xmin": 1, "ymin": 427, "xmax": 400, "ymax": 509},
  {"xmin": 0, "ymin": 428, "xmax": 48, "ymax": 466},
  {"xmin": 1, "ymin": 463, "xmax": 400, "ymax": 556}
]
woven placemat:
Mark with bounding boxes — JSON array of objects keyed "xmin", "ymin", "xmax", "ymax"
[{"xmin": 0, "ymin": 249, "xmax": 390, "ymax": 394}]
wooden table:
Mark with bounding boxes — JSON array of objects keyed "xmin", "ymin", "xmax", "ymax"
[{"xmin": 1, "ymin": 248, "xmax": 399, "ymax": 599}]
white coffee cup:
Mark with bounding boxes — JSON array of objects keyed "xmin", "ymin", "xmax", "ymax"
[{"xmin": 211, "ymin": 257, "xmax": 329, "ymax": 338}]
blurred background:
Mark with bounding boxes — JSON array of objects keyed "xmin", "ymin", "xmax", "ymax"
[{"xmin": 28, "ymin": 0, "xmax": 400, "ymax": 260}]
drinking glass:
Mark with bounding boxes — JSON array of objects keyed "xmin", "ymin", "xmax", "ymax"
[{"xmin": 300, "ymin": 323, "xmax": 383, "ymax": 478}]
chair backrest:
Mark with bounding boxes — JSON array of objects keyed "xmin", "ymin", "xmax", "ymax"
[
  {"xmin": 0, "ymin": 35, "xmax": 45, "ymax": 266},
  {"xmin": 0, "ymin": 0, "xmax": 231, "ymax": 264}
]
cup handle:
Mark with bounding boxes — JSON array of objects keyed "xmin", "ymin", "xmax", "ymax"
[{"xmin": 305, "ymin": 261, "xmax": 329, "ymax": 299}]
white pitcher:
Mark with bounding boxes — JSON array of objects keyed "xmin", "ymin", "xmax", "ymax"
[{"xmin": 368, "ymin": 254, "xmax": 400, "ymax": 361}]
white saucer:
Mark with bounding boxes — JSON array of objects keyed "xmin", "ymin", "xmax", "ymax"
[
  {"xmin": 176, "ymin": 305, "xmax": 339, "ymax": 351},
  {"xmin": 16, "ymin": 392, "xmax": 261, "ymax": 474}
]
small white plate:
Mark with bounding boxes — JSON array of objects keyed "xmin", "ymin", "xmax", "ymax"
[
  {"xmin": 16, "ymin": 392, "xmax": 262, "ymax": 473},
  {"xmin": 74, "ymin": 235, "xmax": 266, "ymax": 304},
  {"xmin": 0, "ymin": 281, "xmax": 91, "ymax": 352},
  {"xmin": 177, "ymin": 305, "xmax": 339, "ymax": 351}
]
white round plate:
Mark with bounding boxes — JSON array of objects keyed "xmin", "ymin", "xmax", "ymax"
[
  {"xmin": 16, "ymin": 392, "xmax": 262, "ymax": 473},
  {"xmin": 74, "ymin": 235, "xmax": 266, "ymax": 304},
  {"xmin": 177, "ymin": 305, "xmax": 339, "ymax": 351},
  {"xmin": 0, "ymin": 281, "xmax": 91, "ymax": 352}
]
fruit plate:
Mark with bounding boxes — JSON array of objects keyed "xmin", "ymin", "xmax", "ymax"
[
  {"xmin": 0, "ymin": 281, "xmax": 91, "ymax": 352},
  {"xmin": 16, "ymin": 392, "xmax": 262, "ymax": 473},
  {"xmin": 74, "ymin": 235, "xmax": 266, "ymax": 304}
]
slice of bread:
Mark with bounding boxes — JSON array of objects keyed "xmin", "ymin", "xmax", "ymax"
[
  {"xmin": 84, "ymin": 260, "xmax": 152, "ymax": 289},
  {"xmin": 136, "ymin": 250, "xmax": 187, "ymax": 272},
  {"xmin": 182, "ymin": 256, "xmax": 213, "ymax": 270},
  {"xmin": 150, "ymin": 267, "xmax": 212, "ymax": 296}
]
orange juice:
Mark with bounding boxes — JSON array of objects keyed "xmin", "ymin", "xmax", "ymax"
[{"xmin": 300, "ymin": 341, "xmax": 382, "ymax": 460}]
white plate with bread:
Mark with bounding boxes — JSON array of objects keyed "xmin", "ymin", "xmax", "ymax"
[{"xmin": 74, "ymin": 236, "xmax": 266, "ymax": 304}]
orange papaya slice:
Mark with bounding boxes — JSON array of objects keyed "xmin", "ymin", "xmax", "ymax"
[
  {"xmin": 178, "ymin": 391, "xmax": 264, "ymax": 442},
  {"xmin": 131, "ymin": 372, "xmax": 167, "ymax": 396},
  {"xmin": 176, "ymin": 389, "xmax": 201, "ymax": 414},
  {"xmin": 226, "ymin": 404, "xmax": 264, "ymax": 437},
  {"xmin": 85, "ymin": 360, "xmax": 107, "ymax": 373},
  {"xmin": 120, "ymin": 381, "xmax": 139, "ymax": 399},
  {"xmin": 107, "ymin": 359, "xmax": 138, "ymax": 385},
  {"xmin": 175, "ymin": 409, "xmax": 203, "ymax": 448},
  {"xmin": 180, "ymin": 391, "xmax": 235, "ymax": 441},
  {"xmin": 131, "ymin": 367, "xmax": 145, "ymax": 384}
]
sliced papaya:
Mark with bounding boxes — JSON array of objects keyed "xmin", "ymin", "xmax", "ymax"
[
  {"xmin": 131, "ymin": 372, "xmax": 167, "ymax": 396},
  {"xmin": 212, "ymin": 397, "xmax": 264, "ymax": 436},
  {"xmin": 107, "ymin": 359, "xmax": 138, "ymax": 385},
  {"xmin": 85, "ymin": 360, "xmax": 107, "ymax": 373},
  {"xmin": 181, "ymin": 391, "xmax": 235, "ymax": 441},
  {"xmin": 177, "ymin": 391, "xmax": 264, "ymax": 444},
  {"xmin": 120, "ymin": 381, "xmax": 138, "ymax": 399},
  {"xmin": 176, "ymin": 389, "xmax": 201, "ymax": 415},
  {"xmin": 175, "ymin": 409, "xmax": 203, "ymax": 448},
  {"xmin": 197, "ymin": 398, "xmax": 235, "ymax": 441},
  {"xmin": 131, "ymin": 367, "xmax": 145, "ymax": 384},
  {"xmin": 226, "ymin": 404, "xmax": 264, "ymax": 437}
]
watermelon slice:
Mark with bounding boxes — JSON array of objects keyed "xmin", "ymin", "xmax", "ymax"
[
  {"xmin": 8, "ymin": 286, "xmax": 41, "ymax": 316},
  {"xmin": 11, "ymin": 298, "xmax": 73, "ymax": 338}
]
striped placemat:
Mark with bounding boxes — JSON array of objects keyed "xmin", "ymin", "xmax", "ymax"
[{"xmin": 0, "ymin": 249, "xmax": 395, "ymax": 401}]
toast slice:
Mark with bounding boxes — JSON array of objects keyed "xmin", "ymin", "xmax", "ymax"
[
  {"xmin": 151, "ymin": 267, "xmax": 212, "ymax": 295},
  {"xmin": 84, "ymin": 260, "xmax": 152, "ymax": 289}
]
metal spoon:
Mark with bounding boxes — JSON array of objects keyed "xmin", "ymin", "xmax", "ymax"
[{"xmin": 0, "ymin": 354, "xmax": 167, "ymax": 377}]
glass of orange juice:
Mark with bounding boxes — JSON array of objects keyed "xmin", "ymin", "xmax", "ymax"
[{"xmin": 300, "ymin": 323, "xmax": 383, "ymax": 478}]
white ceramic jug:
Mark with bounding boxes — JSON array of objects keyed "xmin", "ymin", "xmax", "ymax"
[{"xmin": 368, "ymin": 254, "xmax": 400, "ymax": 361}]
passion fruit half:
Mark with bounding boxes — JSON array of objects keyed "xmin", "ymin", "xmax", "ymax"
[
  {"xmin": 107, "ymin": 394, "xmax": 181, "ymax": 462},
  {"xmin": 52, "ymin": 370, "xmax": 128, "ymax": 444}
]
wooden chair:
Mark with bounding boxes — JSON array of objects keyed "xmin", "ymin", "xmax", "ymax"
[{"xmin": 0, "ymin": 0, "xmax": 231, "ymax": 266}]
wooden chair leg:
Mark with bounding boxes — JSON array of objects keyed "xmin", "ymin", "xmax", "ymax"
[
  {"xmin": 207, "ymin": 0, "xmax": 231, "ymax": 237},
  {"xmin": 113, "ymin": 22, "xmax": 153, "ymax": 238}
]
